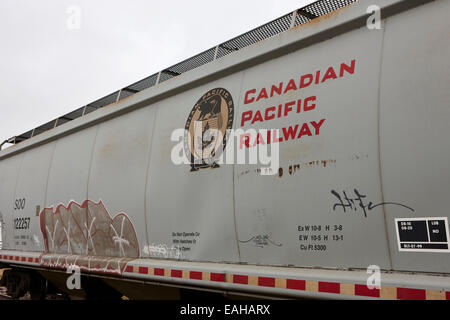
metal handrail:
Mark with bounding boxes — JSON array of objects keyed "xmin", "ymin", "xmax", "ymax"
[{"xmin": 1, "ymin": 0, "xmax": 357, "ymax": 150}]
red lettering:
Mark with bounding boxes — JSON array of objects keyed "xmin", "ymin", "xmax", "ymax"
[
  {"xmin": 241, "ymin": 111, "xmax": 253, "ymax": 127},
  {"xmin": 298, "ymin": 123, "xmax": 312, "ymax": 138},
  {"xmin": 251, "ymin": 110, "xmax": 264, "ymax": 124},
  {"xmin": 322, "ymin": 67, "xmax": 337, "ymax": 83},
  {"xmin": 270, "ymin": 82, "xmax": 283, "ymax": 97},
  {"xmin": 297, "ymin": 99, "xmax": 302, "ymax": 113},
  {"xmin": 310, "ymin": 119, "xmax": 326, "ymax": 135},
  {"xmin": 340, "ymin": 59, "xmax": 356, "ymax": 77},
  {"xmin": 300, "ymin": 74, "xmax": 313, "ymax": 89},
  {"xmin": 244, "ymin": 89, "xmax": 256, "ymax": 104},
  {"xmin": 256, "ymin": 88, "xmax": 268, "ymax": 102},
  {"xmin": 253, "ymin": 133, "xmax": 266, "ymax": 146},
  {"xmin": 304, "ymin": 96, "xmax": 316, "ymax": 111},
  {"xmin": 240, "ymin": 134, "xmax": 250, "ymax": 149},
  {"xmin": 284, "ymin": 79, "xmax": 298, "ymax": 94},
  {"xmin": 272, "ymin": 129, "xmax": 282, "ymax": 143},
  {"xmin": 284, "ymin": 101, "xmax": 295, "ymax": 116},
  {"xmin": 282, "ymin": 125, "xmax": 299, "ymax": 141},
  {"xmin": 265, "ymin": 106, "xmax": 276, "ymax": 121},
  {"xmin": 315, "ymin": 71, "xmax": 321, "ymax": 84}
]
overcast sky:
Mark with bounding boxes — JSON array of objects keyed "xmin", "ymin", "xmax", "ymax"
[{"xmin": 0, "ymin": 0, "xmax": 315, "ymax": 144}]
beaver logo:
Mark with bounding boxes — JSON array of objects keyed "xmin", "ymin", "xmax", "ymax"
[{"xmin": 184, "ymin": 88, "xmax": 234, "ymax": 171}]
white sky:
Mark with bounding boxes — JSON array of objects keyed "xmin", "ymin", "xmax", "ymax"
[{"xmin": 0, "ymin": 0, "xmax": 316, "ymax": 143}]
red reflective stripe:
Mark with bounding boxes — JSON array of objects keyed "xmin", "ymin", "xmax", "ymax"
[
  {"xmin": 355, "ymin": 284, "xmax": 380, "ymax": 298},
  {"xmin": 171, "ymin": 269, "xmax": 182, "ymax": 278},
  {"xmin": 397, "ymin": 288, "xmax": 426, "ymax": 300},
  {"xmin": 286, "ymin": 279, "xmax": 306, "ymax": 290},
  {"xmin": 190, "ymin": 271, "xmax": 202, "ymax": 280},
  {"xmin": 319, "ymin": 281, "xmax": 340, "ymax": 294},
  {"xmin": 210, "ymin": 273, "xmax": 225, "ymax": 282},
  {"xmin": 154, "ymin": 268, "xmax": 164, "ymax": 276},
  {"xmin": 125, "ymin": 265, "xmax": 133, "ymax": 273},
  {"xmin": 258, "ymin": 277, "xmax": 275, "ymax": 287},
  {"xmin": 138, "ymin": 267, "xmax": 148, "ymax": 274},
  {"xmin": 17, "ymin": 256, "xmax": 442, "ymax": 300},
  {"xmin": 233, "ymin": 275, "xmax": 248, "ymax": 285}
]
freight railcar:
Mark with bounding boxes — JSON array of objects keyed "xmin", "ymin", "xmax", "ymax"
[{"xmin": 1, "ymin": 0, "xmax": 450, "ymax": 300}]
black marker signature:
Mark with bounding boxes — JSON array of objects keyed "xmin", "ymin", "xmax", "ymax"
[{"xmin": 331, "ymin": 189, "xmax": 414, "ymax": 218}]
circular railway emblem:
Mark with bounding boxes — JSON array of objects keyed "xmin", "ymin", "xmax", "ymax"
[{"xmin": 184, "ymin": 88, "xmax": 234, "ymax": 172}]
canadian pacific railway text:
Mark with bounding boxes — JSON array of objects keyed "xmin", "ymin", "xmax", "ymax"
[{"xmin": 238, "ymin": 59, "xmax": 356, "ymax": 148}]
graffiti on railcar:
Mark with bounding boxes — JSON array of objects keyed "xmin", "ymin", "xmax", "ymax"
[
  {"xmin": 39, "ymin": 200, "xmax": 139, "ymax": 274},
  {"xmin": 330, "ymin": 189, "xmax": 415, "ymax": 218}
]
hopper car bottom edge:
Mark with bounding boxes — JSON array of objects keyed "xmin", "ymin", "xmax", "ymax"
[{"xmin": 0, "ymin": 250, "xmax": 449, "ymax": 300}]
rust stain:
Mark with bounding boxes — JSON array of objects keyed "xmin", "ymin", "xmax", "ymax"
[
  {"xmin": 238, "ymin": 169, "xmax": 251, "ymax": 178},
  {"xmin": 291, "ymin": 3, "xmax": 355, "ymax": 32},
  {"xmin": 321, "ymin": 160, "xmax": 336, "ymax": 167},
  {"xmin": 240, "ymin": 159, "xmax": 338, "ymax": 179},
  {"xmin": 104, "ymin": 94, "xmax": 135, "ymax": 109},
  {"xmin": 280, "ymin": 143, "xmax": 311, "ymax": 161},
  {"xmin": 278, "ymin": 159, "xmax": 337, "ymax": 178},
  {"xmin": 289, "ymin": 164, "xmax": 300, "ymax": 175},
  {"xmin": 132, "ymin": 135, "xmax": 148, "ymax": 152},
  {"xmin": 100, "ymin": 133, "xmax": 148, "ymax": 160},
  {"xmin": 100, "ymin": 142, "xmax": 116, "ymax": 159},
  {"xmin": 307, "ymin": 160, "xmax": 319, "ymax": 167}
]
